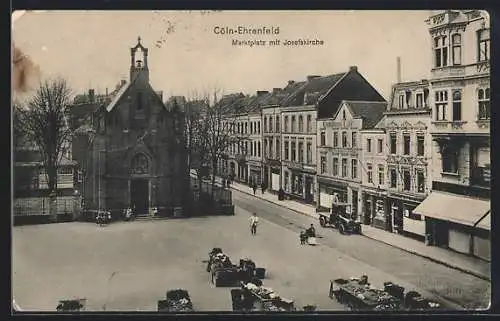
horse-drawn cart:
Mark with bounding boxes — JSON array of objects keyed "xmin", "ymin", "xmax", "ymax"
[
  {"xmin": 206, "ymin": 248, "xmax": 266, "ymax": 287},
  {"xmin": 231, "ymin": 281, "xmax": 295, "ymax": 312},
  {"xmin": 329, "ymin": 277, "xmax": 441, "ymax": 311},
  {"xmin": 157, "ymin": 289, "xmax": 194, "ymax": 312}
]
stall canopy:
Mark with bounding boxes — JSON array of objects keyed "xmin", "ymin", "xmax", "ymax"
[
  {"xmin": 413, "ymin": 191, "xmax": 490, "ymax": 227},
  {"xmin": 475, "ymin": 211, "xmax": 491, "ymax": 231}
]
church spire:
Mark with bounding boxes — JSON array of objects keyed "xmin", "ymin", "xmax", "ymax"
[{"xmin": 130, "ymin": 36, "xmax": 149, "ymax": 83}]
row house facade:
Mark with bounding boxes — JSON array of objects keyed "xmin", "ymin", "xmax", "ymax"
[
  {"xmin": 317, "ymin": 101, "xmax": 387, "ymax": 227},
  {"xmin": 381, "ymin": 80, "xmax": 433, "ymax": 240},
  {"xmin": 413, "ymin": 10, "xmax": 490, "ymax": 259},
  {"xmin": 282, "ymin": 68, "xmax": 386, "ymax": 204},
  {"xmin": 261, "ymin": 82, "xmax": 306, "ymax": 192}
]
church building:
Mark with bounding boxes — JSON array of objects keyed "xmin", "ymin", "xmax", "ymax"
[{"xmin": 83, "ymin": 37, "xmax": 189, "ymax": 216}]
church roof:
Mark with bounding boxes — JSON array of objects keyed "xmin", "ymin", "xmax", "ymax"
[{"xmin": 106, "ymin": 80, "xmax": 131, "ymax": 112}]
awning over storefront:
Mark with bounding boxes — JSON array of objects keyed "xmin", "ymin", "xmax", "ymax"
[
  {"xmin": 414, "ymin": 191, "xmax": 490, "ymax": 227},
  {"xmin": 475, "ymin": 211, "xmax": 491, "ymax": 231}
]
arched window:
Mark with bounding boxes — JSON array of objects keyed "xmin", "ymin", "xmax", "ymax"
[
  {"xmin": 452, "ymin": 34, "xmax": 462, "ymax": 65},
  {"xmin": 131, "ymin": 153, "xmax": 149, "ymax": 174},
  {"xmin": 478, "ymin": 88, "xmax": 490, "ymax": 120}
]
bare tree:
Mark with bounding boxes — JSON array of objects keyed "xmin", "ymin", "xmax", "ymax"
[
  {"xmin": 184, "ymin": 89, "xmax": 249, "ymax": 189},
  {"xmin": 14, "ymin": 78, "xmax": 73, "ymax": 195}
]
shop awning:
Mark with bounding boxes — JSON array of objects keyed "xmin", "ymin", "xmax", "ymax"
[
  {"xmin": 475, "ymin": 211, "xmax": 491, "ymax": 231},
  {"xmin": 413, "ymin": 191, "xmax": 490, "ymax": 227}
]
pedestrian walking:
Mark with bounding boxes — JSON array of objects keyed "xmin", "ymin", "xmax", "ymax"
[
  {"xmin": 249, "ymin": 212, "xmax": 259, "ymax": 235},
  {"xmin": 252, "ymin": 182, "xmax": 257, "ymax": 195},
  {"xmin": 300, "ymin": 230, "xmax": 307, "ymax": 245},
  {"xmin": 261, "ymin": 182, "xmax": 265, "ymax": 194}
]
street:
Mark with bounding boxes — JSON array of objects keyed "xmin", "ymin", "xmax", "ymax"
[{"xmin": 12, "ymin": 190, "xmax": 489, "ymax": 311}]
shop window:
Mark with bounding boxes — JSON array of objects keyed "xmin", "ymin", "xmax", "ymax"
[
  {"xmin": 452, "ymin": 90, "xmax": 462, "ymax": 121},
  {"xmin": 478, "ymin": 88, "xmax": 490, "ymax": 120},
  {"xmin": 352, "ymin": 132, "xmax": 357, "ymax": 148},
  {"xmin": 452, "ymin": 34, "xmax": 462, "ymax": 65},
  {"xmin": 367, "ymin": 163, "xmax": 373, "ymax": 184},
  {"xmin": 333, "ymin": 158, "xmax": 339, "ymax": 176},
  {"xmin": 320, "ymin": 132, "xmax": 326, "ymax": 146},
  {"xmin": 390, "ymin": 168, "xmax": 397, "ymax": 188},
  {"xmin": 442, "ymin": 147, "xmax": 459, "ymax": 174},
  {"xmin": 390, "ymin": 133, "xmax": 397, "ymax": 154},
  {"xmin": 471, "ymin": 145, "xmax": 491, "ymax": 187},
  {"xmin": 403, "ymin": 170, "xmax": 411, "ymax": 191},
  {"xmin": 477, "ymin": 28, "xmax": 490, "ymax": 62},
  {"xmin": 342, "ymin": 131, "xmax": 348, "ymax": 148},
  {"xmin": 378, "ymin": 165, "xmax": 384, "ymax": 186},
  {"xmin": 403, "ymin": 134, "xmax": 410, "ymax": 155},
  {"xmin": 351, "ymin": 159, "xmax": 357, "ymax": 179},
  {"xmin": 417, "ymin": 135, "xmax": 425, "ymax": 156},
  {"xmin": 284, "ymin": 172, "xmax": 289, "ymax": 191},
  {"xmin": 341, "ymin": 158, "xmax": 348, "ymax": 177},
  {"xmin": 367, "ymin": 138, "xmax": 372, "ymax": 153},
  {"xmin": 435, "ymin": 90, "xmax": 448, "ymax": 121},
  {"xmin": 320, "ymin": 156, "xmax": 326, "ymax": 174},
  {"xmin": 334, "ymin": 132, "xmax": 339, "ymax": 147},
  {"xmin": 416, "ymin": 170, "xmax": 425, "ymax": 193}
]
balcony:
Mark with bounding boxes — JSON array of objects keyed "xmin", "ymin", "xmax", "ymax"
[
  {"xmin": 431, "ymin": 61, "xmax": 490, "ymax": 80},
  {"xmin": 431, "ymin": 120, "xmax": 490, "ymax": 135}
]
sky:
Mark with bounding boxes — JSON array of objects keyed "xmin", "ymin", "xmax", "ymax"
[{"xmin": 12, "ymin": 10, "xmax": 434, "ymax": 101}]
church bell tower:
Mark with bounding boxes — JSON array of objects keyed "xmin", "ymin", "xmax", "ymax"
[{"xmin": 130, "ymin": 36, "xmax": 149, "ymax": 83}]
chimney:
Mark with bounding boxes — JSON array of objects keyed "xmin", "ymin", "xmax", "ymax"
[
  {"xmin": 288, "ymin": 80, "xmax": 295, "ymax": 86},
  {"xmin": 349, "ymin": 66, "xmax": 358, "ymax": 72},
  {"xmin": 307, "ymin": 75, "xmax": 321, "ymax": 82},
  {"xmin": 121, "ymin": 79, "xmax": 126, "ymax": 86},
  {"xmin": 88, "ymin": 89, "xmax": 95, "ymax": 103},
  {"xmin": 257, "ymin": 90, "xmax": 269, "ymax": 96},
  {"xmin": 396, "ymin": 57, "xmax": 402, "ymax": 83},
  {"xmin": 273, "ymin": 88, "xmax": 282, "ymax": 94},
  {"xmin": 105, "ymin": 88, "xmax": 109, "ymax": 96}
]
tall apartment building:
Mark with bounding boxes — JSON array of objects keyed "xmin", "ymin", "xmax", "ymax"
[
  {"xmin": 283, "ymin": 68, "xmax": 386, "ymax": 204},
  {"xmin": 413, "ymin": 10, "xmax": 490, "ymax": 260},
  {"xmin": 317, "ymin": 100, "xmax": 386, "ymax": 223},
  {"xmin": 382, "ymin": 79, "xmax": 433, "ymax": 239},
  {"xmin": 261, "ymin": 83, "xmax": 305, "ymax": 192}
]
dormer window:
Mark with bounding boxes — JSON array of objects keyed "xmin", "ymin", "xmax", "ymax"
[
  {"xmin": 452, "ymin": 34, "xmax": 462, "ymax": 65},
  {"xmin": 405, "ymin": 90, "xmax": 412, "ymax": 108},
  {"xmin": 416, "ymin": 93, "xmax": 423, "ymax": 108},
  {"xmin": 398, "ymin": 94, "xmax": 405, "ymax": 109}
]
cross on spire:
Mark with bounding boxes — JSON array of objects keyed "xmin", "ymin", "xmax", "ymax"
[{"xmin": 137, "ymin": 36, "xmax": 141, "ymax": 44}]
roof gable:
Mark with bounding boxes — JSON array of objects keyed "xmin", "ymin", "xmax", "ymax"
[
  {"xmin": 341, "ymin": 100, "xmax": 387, "ymax": 129},
  {"xmin": 332, "ymin": 101, "xmax": 354, "ymax": 121}
]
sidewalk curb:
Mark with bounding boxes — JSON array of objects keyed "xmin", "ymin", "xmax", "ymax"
[{"xmin": 227, "ymin": 182, "xmax": 490, "ymax": 282}]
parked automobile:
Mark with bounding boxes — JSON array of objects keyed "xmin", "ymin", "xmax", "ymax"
[{"xmin": 318, "ymin": 202, "xmax": 362, "ymax": 234}]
